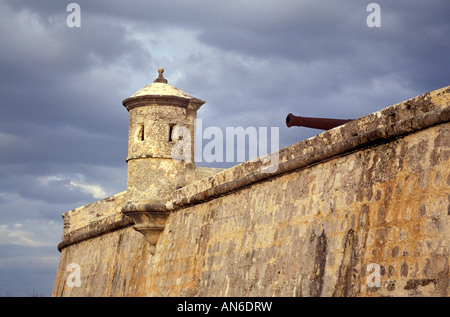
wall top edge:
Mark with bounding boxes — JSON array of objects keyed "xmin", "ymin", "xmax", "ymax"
[{"xmin": 170, "ymin": 85, "xmax": 450, "ymax": 208}]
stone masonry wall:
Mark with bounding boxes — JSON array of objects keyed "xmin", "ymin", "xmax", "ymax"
[
  {"xmin": 53, "ymin": 86, "xmax": 449, "ymax": 297},
  {"xmin": 144, "ymin": 123, "xmax": 449, "ymax": 297}
]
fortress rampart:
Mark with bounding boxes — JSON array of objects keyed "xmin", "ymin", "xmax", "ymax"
[{"xmin": 52, "ymin": 76, "xmax": 449, "ymax": 296}]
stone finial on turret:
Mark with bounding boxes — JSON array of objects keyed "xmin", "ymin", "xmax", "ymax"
[{"xmin": 153, "ymin": 67, "xmax": 168, "ymax": 83}]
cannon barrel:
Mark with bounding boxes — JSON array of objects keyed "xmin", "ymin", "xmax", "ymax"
[{"xmin": 286, "ymin": 113, "xmax": 353, "ymax": 130}]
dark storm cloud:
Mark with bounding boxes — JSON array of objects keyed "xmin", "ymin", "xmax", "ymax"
[
  {"xmin": 0, "ymin": 121, "xmax": 127, "ymax": 167},
  {"xmin": 0, "ymin": 0, "xmax": 134, "ymax": 210},
  {"xmin": 0, "ymin": 7, "xmax": 141, "ymax": 129},
  {"xmin": 195, "ymin": 1, "xmax": 450, "ymax": 91},
  {"xmin": 4, "ymin": 1, "xmax": 448, "ymax": 95}
]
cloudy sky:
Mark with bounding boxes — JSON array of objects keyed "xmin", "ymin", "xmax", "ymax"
[{"xmin": 0, "ymin": 0, "xmax": 448, "ymax": 296}]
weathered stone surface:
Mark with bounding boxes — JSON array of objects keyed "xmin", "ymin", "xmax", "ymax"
[
  {"xmin": 142, "ymin": 124, "xmax": 448, "ymax": 297},
  {"xmin": 53, "ymin": 85, "xmax": 449, "ymax": 297},
  {"xmin": 123, "ymin": 69, "xmax": 205, "ymax": 204},
  {"xmin": 61, "ymin": 191, "xmax": 127, "ymax": 236}
]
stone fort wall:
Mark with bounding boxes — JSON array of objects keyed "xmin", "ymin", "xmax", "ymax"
[{"xmin": 52, "ymin": 86, "xmax": 449, "ymax": 297}]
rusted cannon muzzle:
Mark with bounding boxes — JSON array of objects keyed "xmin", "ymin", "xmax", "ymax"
[{"xmin": 286, "ymin": 113, "xmax": 353, "ymax": 130}]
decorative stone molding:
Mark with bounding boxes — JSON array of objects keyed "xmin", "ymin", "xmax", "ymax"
[{"xmin": 121, "ymin": 202, "xmax": 173, "ymax": 254}]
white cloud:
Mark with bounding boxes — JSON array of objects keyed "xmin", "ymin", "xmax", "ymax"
[
  {"xmin": 0, "ymin": 220, "xmax": 61, "ymax": 247},
  {"xmin": 68, "ymin": 179, "xmax": 108, "ymax": 199},
  {"xmin": 36, "ymin": 174, "xmax": 110, "ymax": 200}
]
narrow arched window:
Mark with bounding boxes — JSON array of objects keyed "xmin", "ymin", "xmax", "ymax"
[
  {"xmin": 137, "ymin": 124, "xmax": 144, "ymax": 141},
  {"xmin": 168, "ymin": 124, "xmax": 175, "ymax": 142}
]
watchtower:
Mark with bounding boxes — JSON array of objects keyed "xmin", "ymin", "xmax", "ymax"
[{"xmin": 122, "ymin": 68, "xmax": 205, "ymax": 204}]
